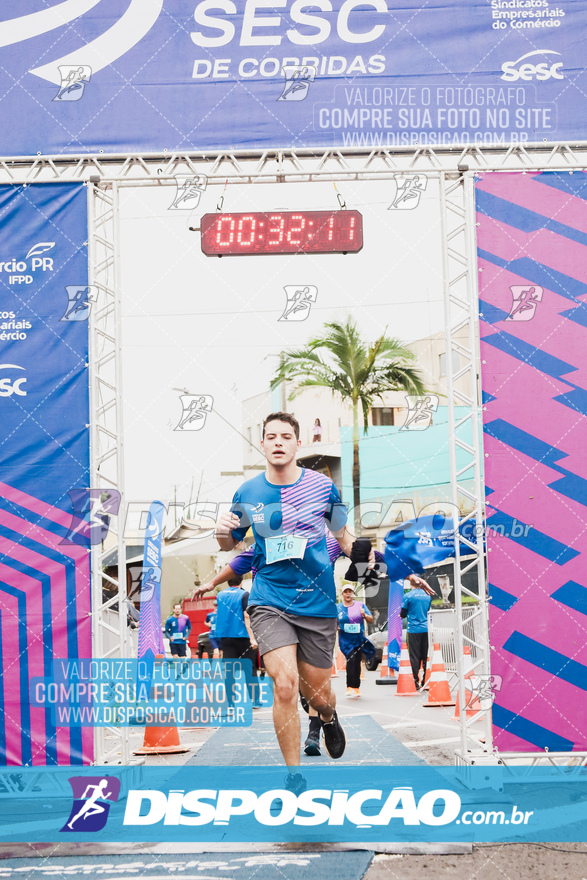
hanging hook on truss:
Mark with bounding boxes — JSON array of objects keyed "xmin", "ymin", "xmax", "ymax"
[
  {"xmin": 333, "ymin": 181, "xmax": 346, "ymax": 210},
  {"xmin": 216, "ymin": 179, "xmax": 229, "ymax": 212}
]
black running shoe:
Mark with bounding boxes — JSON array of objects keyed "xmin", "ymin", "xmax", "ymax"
[
  {"xmin": 304, "ymin": 729, "xmax": 321, "ymax": 756},
  {"xmin": 270, "ymin": 772, "xmax": 307, "ymax": 815},
  {"xmin": 321, "ymin": 710, "xmax": 346, "ymax": 759},
  {"xmin": 285, "ymin": 772, "xmax": 307, "ymax": 795}
]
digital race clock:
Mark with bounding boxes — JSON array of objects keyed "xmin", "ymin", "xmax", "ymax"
[{"xmin": 200, "ymin": 210, "xmax": 363, "ymax": 256}]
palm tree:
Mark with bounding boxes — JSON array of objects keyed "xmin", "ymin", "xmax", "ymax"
[{"xmin": 271, "ymin": 317, "xmax": 426, "ymax": 535}]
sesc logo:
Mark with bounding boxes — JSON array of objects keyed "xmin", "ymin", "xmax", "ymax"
[
  {"xmin": 0, "ymin": 364, "xmax": 26, "ymax": 397},
  {"xmin": 501, "ymin": 50, "xmax": 563, "ymax": 82}
]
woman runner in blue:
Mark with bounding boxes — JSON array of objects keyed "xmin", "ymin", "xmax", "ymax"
[{"xmin": 337, "ymin": 586, "xmax": 374, "ymax": 698}]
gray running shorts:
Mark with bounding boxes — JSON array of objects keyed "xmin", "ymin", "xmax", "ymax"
[{"xmin": 247, "ymin": 605, "xmax": 337, "ymax": 669}]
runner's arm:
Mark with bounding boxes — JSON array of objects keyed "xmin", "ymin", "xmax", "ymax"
[
  {"xmin": 362, "ymin": 604, "xmax": 374, "ymax": 624},
  {"xmin": 242, "ymin": 592, "xmax": 257, "ymax": 650},
  {"xmin": 331, "ymin": 525, "xmax": 376, "ymax": 567},
  {"xmin": 192, "ymin": 564, "xmax": 237, "ymax": 599},
  {"xmin": 244, "ymin": 611, "xmax": 257, "ymax": 650},
  {"xmin": 216, "ymin": 511, "xmax": 241, "ymax": 551},
  {"xmin": 406, "ymin": 573, "xmax": 436, "ymax": 597}
]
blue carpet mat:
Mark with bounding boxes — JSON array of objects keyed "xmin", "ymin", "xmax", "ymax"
[
  {"xmin": 188, "ymin": 714, "xmax": 427, "ymax": 766},
  {"xmin": 0, "ymin": 852, "xmax": 374, "ymax": 880}
]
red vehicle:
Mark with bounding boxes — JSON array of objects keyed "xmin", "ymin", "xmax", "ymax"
[{"xmin": 182, "ymin": 597, "xmax": 215, "ymax": 656}]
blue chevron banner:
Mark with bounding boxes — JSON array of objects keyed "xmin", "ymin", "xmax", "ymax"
[{"xmin": 0, "ymin": 183, "xmax": 92, "ymax": 765}]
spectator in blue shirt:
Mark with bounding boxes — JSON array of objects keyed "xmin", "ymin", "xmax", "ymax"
[{"xmin": 400, "ymin": 583, "xmax": 432, "ymax": 689}]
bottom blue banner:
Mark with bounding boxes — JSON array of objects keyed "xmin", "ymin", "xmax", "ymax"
[{"xmin": 0, "ymin": 766, "xmax": 585, "ymax": 843}]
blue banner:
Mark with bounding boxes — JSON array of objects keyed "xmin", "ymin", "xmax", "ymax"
[
  {"xmin": 386, "ymin": 579, "xmax": 403, "ymax": 671},
  {"xmin": 0, "ymin": 766, "xmax": 585, "ymax": 842},
  {"xmin": 0, "ymin": 1, "xmax": 584, "ymax": 154},
  {"xmin": 0, "ymin": 183, "xmax": 92, "ymax": 765},
  {"xmin": 137, "ymin": 500, "xmax": 166, "ymax": 664},
  {"xmin": 384, "ymin": 514, "xmax": 475, "ymax": 582}
]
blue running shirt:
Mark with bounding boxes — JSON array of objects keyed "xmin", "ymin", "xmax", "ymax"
[
  {"xmin": 230, "ymin": 468, "xmax": 347, "ymax": 618},
  {"xmin": 401, "ymin": 588, "xmax": 432, "ymax": 633}
]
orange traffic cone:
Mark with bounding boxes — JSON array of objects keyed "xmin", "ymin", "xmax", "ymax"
[
  {"xmin": 422, "ymin": 642, "xmax": 433, "ymax": 690},
  {"xmin": 423, "ymin": 644, "xmax": 456, "ymax": 707},
  {"xmin": 133, "ymin": 725, "xmax": 191, "ymax": 755},
  {"xmin": 376, "ymin": 643, "xmax": 396, "ymax": 685},
  {"xmin": 395, "ymin": 642, "xmax": 418, "ymax": 695},
  {"xmin": 133, "ymin": 654, "xmax": 191, "ymax": 756},
  {"xmin": 453, "ymin": 646, "xmax": 480, "ymax": 719},
  {"xmin": 331, "ymin": 654, "xmax": 339, "ymax": 677},
  {"xmin": 336, "ymin": 650, "xmax": 347, "ymax": 671},
  {"xmin": 375, "ymin": 643, "xmax": 395, "ymax": 684}
]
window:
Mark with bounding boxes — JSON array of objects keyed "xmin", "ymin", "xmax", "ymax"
[
  {"xmin": 439, "ymin": 351, "xmax": 460, "ymax": 377},
  {"xmin": 371, "ymin": 407, "xmax": 394, "ymax": 426}
]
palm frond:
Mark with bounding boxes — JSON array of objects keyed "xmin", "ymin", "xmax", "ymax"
[{"xmin": 270, "ymin": 315, "xmax": 429, "ymax": 411}]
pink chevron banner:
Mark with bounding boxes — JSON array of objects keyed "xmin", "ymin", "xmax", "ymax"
[
  {"xmin": 476, "ymin": 171, "xmax": 587, "ymax": 752},
  {"xmin": 0, "ymin": 183, "xmax": 92, "ymax": 765}
]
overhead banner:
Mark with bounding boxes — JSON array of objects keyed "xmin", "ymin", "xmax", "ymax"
[
  {"xmin": 0, "ymin": 0, "xmax": 585, "ymax": 154},
  {"xmin": 477, "ymin": 170, "xmax": 587, "ymax": 752},
  {"xmin": 0, "ymin": 183, "xmax": 92, "ymax": 765}
]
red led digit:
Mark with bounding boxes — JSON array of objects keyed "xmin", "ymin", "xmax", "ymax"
[
  {"xmin": 327, "ymin": 216, "xmax": 335, "ymax": 241},
  {"xmin": 348, "ymin": 216, "xmax": 355, "ymax": 240},
  {"xmin": 268, "ymin": 215, "xmax": 285, "ymax": 246},
  {"xmin": 216, "ymin": 215, "xmax": 235, "ymax": 246},
  {"xmin": 237, "ymin": 215, "xmax": 256, "ymax": 247},
  {"xmin": 286, "ymin": 215, "xmax": 306, "ymax": 245}
]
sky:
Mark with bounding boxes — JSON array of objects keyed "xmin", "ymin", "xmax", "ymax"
[{"xmin": 118, "ymin": 175, "xmax": 445, "ymax": 517}]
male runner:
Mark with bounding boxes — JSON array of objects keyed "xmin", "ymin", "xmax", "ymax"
[
  {"xmin": 164, "ymin": 603, "xmax": 191, "ymax": 657},
  {"xmin": 214, "ymin": 412, "xmax": 359, "ymax": 780}
]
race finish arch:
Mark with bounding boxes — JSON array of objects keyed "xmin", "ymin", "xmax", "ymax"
[{"xmin": 0, "ymin": 0, "xmax": 585, "ymax": 769}]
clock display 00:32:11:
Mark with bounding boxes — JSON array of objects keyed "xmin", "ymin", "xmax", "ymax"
[{"xmin": 200, "ymin": 210, "xmax": 363, "ymax": 256}]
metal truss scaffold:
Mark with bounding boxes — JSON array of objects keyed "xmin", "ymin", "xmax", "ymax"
[
  {"xmin": 0, "ymin": 142, "xmax": 586, "ymax": 186},
  {"xmin": 440, "ymin": 169, "xmax": 493, "ymax": 764},
  {"xmin": 88, "ymin": 181, "xmax": 131, "ymax": 765}
]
